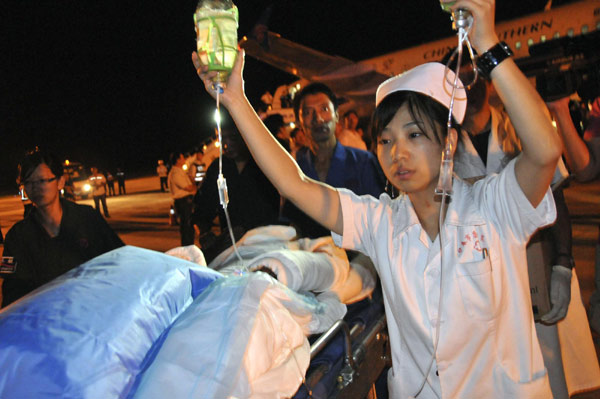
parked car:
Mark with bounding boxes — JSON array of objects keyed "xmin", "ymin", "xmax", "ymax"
[{"xmin": 62, "ymin": 161, "xmax": 92, "ymax": 200}]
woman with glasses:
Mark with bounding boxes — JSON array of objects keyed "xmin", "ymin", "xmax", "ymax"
[{"xmin": 0, "ymin": 149, "xmax": 124, "ymax": 307}]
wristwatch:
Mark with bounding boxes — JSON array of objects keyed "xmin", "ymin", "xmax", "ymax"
[{"xmin": 476, "ymin": 41, "xmax": 514, "ymax": 78}]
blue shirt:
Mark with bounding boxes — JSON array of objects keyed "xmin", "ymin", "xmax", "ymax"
[
  {"xmin": 296, "ymin": 141, "xmax": 384, "ymax": 197},
  {"xmin": 285, "ymin": 141, "xmax": 384, "ymax": 238}
]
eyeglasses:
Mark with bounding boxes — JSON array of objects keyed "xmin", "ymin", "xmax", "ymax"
[{"xmin": 23, "ymin": 177, "xmax": 58, "ymax": 187}]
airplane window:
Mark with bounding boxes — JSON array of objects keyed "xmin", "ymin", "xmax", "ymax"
[
  {"xmin": 541, "ymin": 35, "xmax": 547, "ymax": 42},
  {"xmin": 582, "ymin": 25, "xmax": 589, "ymax": 34},
  {"xmin": 527, "ymin": 38, "xmax": 534, "ymax": 47},
  {"xmin": 515, "ymin": 41, "xmax": 522, "ymax": 50},
  {"xmin": 554, "ymin": 32, "xmax": 560, "ymax": 38},
  {"xmin": 567, "ymin": 28, "xmax": 574, "ymax": 37}
]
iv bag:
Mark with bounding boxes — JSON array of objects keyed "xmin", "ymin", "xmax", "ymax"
[{"xmin": 194, "ymin": 0, "xmax": 239, "ymax": 84}]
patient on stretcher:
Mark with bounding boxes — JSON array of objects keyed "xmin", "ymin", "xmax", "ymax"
[
  {"xmin": 0, "ymin": 226, "xmax": 376, "ymax": 398},
  {"xmin": 199, "ymin": 225, "xmax": 376, "ymax": 304}
]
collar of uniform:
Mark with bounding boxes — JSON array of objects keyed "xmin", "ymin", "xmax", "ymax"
[
  {"xmin": 390, "ymin": 178, "xmax": 486, "ymax": 239},
  {"xmin": 484, "ymin": 107, "xmax": 510, "ymax": 174},
  {"xmin": 454, "ymin": 131, "xmax": 486, "ymax": 181},
  {"xmin": 443, "ymin": 177, "xmax": 487, "ymax": 227},
  {"xmin": 389, "ymin": 194, "xmax": 423, "ymax": 239}
]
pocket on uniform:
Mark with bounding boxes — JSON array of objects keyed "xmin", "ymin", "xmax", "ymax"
[
  {"xmin": 495, "ymin": 363, "xmax": 550, "ymax": 398},
  {"xmin": 456, "ymin": 256, "xmax": 496, "ymax": 320}
]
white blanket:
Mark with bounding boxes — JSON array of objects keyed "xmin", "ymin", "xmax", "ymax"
[
  {"xmin": 207, "ymin": 225, "xmax": 376, "ymax": 304},
  {"xmin": 162, "ymin": 226, "xmax": 375, "ymax": 398}
]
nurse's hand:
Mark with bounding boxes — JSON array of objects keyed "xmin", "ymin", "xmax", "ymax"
[
  {"xmin": 192, "ymin": 48, "xmax": 246, "ymax": 110},
  {"xmin": 451, "ymin": 0, "xmax": 499, "ymax": 54},
  {"xmin": 541, "ymin": 265, "xmax": 572, "ymax": 324}
]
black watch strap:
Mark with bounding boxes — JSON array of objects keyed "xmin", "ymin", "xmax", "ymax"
[{"xmin": 476, "ymin": 41, "xmax": 514, "ymax": 78}]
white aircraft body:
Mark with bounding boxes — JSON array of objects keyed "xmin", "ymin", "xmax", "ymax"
[{"xmin": 241, "ymin": 0, "xmax": 600, "ymax": 117}]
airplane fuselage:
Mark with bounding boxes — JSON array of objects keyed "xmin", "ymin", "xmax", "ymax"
[{"xmin": 364, "ymin": 0, "xmax": 600, "ymax": 76}]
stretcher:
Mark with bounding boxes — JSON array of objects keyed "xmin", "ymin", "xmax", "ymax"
[
  {"xmin": 294, "ymin": 288, "xmax": 390, "ymax": 399},
  {"xmin": 0, "ymin": 227, "xmax": 390, "ymax": 398}
]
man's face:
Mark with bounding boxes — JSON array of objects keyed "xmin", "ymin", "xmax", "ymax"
[
  {"xmin": 298, "ymin": 93, "xmax": 338, "ymax": 144},
  {"xmin": 222, "ymin": 128, "xmax": 248, "ymax": 161}
]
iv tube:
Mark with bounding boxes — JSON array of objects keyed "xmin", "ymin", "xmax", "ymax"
[
  {"xmin": 411, "ymin": 9, "xmax": 476, "ymax": 399},
  {"xmin": 214, "ymin": 91, "xmax": 310, "ymax": 393},
  {"xmin": 215, "ymin": 86, "xmax": 245, "ymax": 268},
  {"xmin": 435, "ymin": 11, "xmax": 475, "ymax": 197}
]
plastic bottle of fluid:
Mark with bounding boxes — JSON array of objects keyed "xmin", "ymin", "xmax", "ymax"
[
  {"xmin": 194, "ymin": 0, "xmax": 239, "ymax": 85},
  {"xmin": 439, "ymin": 0, "xmax": 456, "ymax": 13}
]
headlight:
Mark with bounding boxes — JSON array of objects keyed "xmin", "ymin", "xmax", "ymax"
[{"xmin": 83, "ymin": 183, "xmax": 91, "ymax": 192}]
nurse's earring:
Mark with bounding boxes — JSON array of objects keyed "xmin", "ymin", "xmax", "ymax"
[{"xmin": 385, "ymin": 180, "xmax": 397, "ymax": 199}]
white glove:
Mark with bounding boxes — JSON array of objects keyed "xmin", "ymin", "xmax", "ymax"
[{"xmin": 541, "ymin": 265, "xmax": 572, "ymax": 324}]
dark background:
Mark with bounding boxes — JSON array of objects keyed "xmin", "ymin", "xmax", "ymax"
[{"xmin": 1, "ymin": 0, "xmax": 570, "ymax": 192}]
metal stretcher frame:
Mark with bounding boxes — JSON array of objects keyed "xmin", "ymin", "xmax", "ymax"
[{"xmin": 294, "ymin": 296, "xmax": 391, "ymax": 399}]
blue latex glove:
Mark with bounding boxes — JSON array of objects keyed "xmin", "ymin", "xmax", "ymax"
[{"xmin": 541, "ymin": 265, "xmax": 572, "ymax": 324}]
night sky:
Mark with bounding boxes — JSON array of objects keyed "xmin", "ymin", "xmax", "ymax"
[{"xmin": 1, "ymin": 0, "xmax": 570, "ymax": 192}]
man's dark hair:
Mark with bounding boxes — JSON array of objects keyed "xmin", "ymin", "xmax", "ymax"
[
  {"xmin": 18, "ymin": 148, "xmax": 64, "ymax": 184},
  {"xmin": 192, "ymin": 146, "xmax": 204, "ymax": 155},
  {"xmin": 293, "ymin": 82, "xmax": 338, "ymax": 121},
  {"xmin": 169, "ymin": 151, "xmax": 184, "ymax": 167},
  {"xmin": 263, "ymin": 113, "xmax": 285, "ymax": 134}
]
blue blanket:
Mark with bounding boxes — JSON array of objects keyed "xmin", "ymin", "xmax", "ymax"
[{"xmin": 0, "ymin": 246, "xmax": 221, "ymax": 398}]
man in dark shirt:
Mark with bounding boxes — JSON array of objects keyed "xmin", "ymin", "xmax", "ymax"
[
  {"xmin": 1, "ymin": 149, "xmax": 124, "ymax": 307},
  {"xmin": 116, "ymin": 168, "xmax": 126, "ymax": 195},
  {"xmin": 192, "ymin": 115, "xmax": 280, "ymax": 262},
  {"xmin": 284, "ymin": 83, "xmax": 385, "ymax": 238}
]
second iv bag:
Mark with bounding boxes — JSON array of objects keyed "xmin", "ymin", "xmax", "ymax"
[{"xmin": 194, "ymin": 0, "xmax": 239, "ymax": 84}]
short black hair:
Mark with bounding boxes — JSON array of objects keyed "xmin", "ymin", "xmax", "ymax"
[
  {"xmin": 18, "ymin": 148, "xmax": 64, "ymax": 184},
  {"xmin": 263, "ymin": 113, "xmax": 285, "ymax": 134},
  {"xmin": 169, "ymin": 151, "xmax": 184, "ymax": 167},
  {"xmin": 293, "ymin": 82, "xmax": 338, "ymax": 121}
]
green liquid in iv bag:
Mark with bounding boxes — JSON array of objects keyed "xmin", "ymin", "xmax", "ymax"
[
  {"xmin": 440, "ymin": 1, "xmax": 456, "ymax": 13},
  {"xmin": 194, "ymin": 0, "xmax": 239, "ymax": 84}
]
